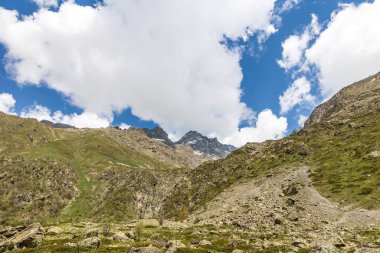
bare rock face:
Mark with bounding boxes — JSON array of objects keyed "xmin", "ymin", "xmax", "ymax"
[
  {"xmin": 142, "ymin": 127, "xmax": 175, "ymax": 147},
  {"xmin": 175, "ymin": 131, "xmax": 236, "ymax": 157},
  {"xmin": 0, "ymin": 223, "xmax": 44, "ymax": 252}
]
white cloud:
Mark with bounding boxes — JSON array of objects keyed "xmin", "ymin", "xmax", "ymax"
[
  {"xmin": 32, "ymin": 0, "xmax": 58, "ymax": 8},
  {"xmin": 0, "ymin": 0, "xmax": 279, "ymax": 145},
  {"xmin": 279, "ymin": 0, "xmax": 301, "ymax": 13},
  {"xmin": 0, "ymin": 93, "xmax": 16, "ymax": 114},
  {"xmin": 278, "ymin": 14, "xmax": 320, "ymax": 71},
  {"xmin": 20, "ymin": 104, "xmax": 110, "ymax": 128},
  {"xmin": 279, "ymin": 77, "xmax": 315, "ymax": 114},
  {"xmin": 52, "ymin": 111, "xmax": 110, "ymax": 128},
  {"xmin": 20, "ymin": 104, "xmax": 51, "ymax": 121},
  {"xmin": 297, "ymin": 114, "xmax": 308, "ymax": 127},
  {"xmin": 222, "ymin": 109, "xmax": 288, "ymax": 147},
  {"xmin": 305, "ymin": 0, "xmax": 380, "ymax": 97},
  {"xmin": 119, "ymin": 123, "xmax": 130, "ymax": 130}
]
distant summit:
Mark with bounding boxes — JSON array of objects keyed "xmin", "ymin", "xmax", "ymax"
[
  {"xmin": 175, "ymin": 130, "xmax": 236, "ymax": 157},
  {"xmin": 142, "ymin": 127, "xmax": 175, "ymax": 147},
  {"xmin": 140, "ymin": 128, "xmax": 236, "ymax": 157}
]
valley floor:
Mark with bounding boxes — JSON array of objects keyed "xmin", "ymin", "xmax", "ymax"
[{"xmin": 1, "ymin": 218, "xmax": 380, "ymax": 253}]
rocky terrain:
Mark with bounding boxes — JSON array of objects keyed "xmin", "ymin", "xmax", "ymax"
[
  {"xmin": 142, "ymin": 127, "xmax": 175, "ymax": 148},
  {"xmin": 141, "ymin": 127, "xmax": 237, "ymax": 158},
  {"xmin": 0, "ymin": 72, "xmax": 379, "ymax": 252},
  {"xmin": 175, "ymin": 131, "xmax": 236, "ymax": 157}
]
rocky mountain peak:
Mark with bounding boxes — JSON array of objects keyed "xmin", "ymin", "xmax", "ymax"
[
  {"xmin": 142, "ymin": 127, "xmax": 175, "ymax": 147},
  {"xmin": 175, "ymin": 130, "xmax": 236, "ymax": 157}
]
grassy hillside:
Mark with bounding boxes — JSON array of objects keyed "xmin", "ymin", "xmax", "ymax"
[
  {"xmin": 0, "ymin": 116, "xmax": 189, "ymax": 225},
  {"xmin": 162, "ymin": 73, "xmax": 380, "ymax": 219},
  {"xmin": 0, "ymin": 73, "xmax": 379, "ymax": 228}
]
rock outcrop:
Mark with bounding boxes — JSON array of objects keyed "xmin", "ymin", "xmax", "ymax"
[
  {"xmin": 0, "ymin": 224, "xmax": 44, "ymax": 252},
  {"xmin": 175, "ymin": 130, "xmax": 236, "ymax": 157}
]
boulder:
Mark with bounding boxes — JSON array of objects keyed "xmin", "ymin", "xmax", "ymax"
[
  {"xmin": 292, "ymin": 239, "xmax": 308, "ymax": 248},
  {"xmin": 79, "ymin": 237, "xmax": 101, "ymax": 249},
  {"xmin": 84, "ymin": 229, "xmax": 99, "ymax": 238},
  {"xmin": 274, "ymin": 218, "xmax": 282, "ymax": 225},
  {"xmin": 47, "ymin": 227, "xmax": 64, "ymax": 235},
  {"xmin": 129, "ymin": 246, "xmax": 162, "ymax": 253},
  {"xmin": 0, "ymin": 226, "xmax": 26, "ymax": 239},
  {"xmin": 113, "ymin": 231, "xmax": 129, "ymax": 242},
  {"xmin": 63, "ymin": 242, "xmax": 77, "ymax": 247},
  {"xmin": 283, "ymin": 185, "xmax": 299, "ymax": 196},
  {"xmin": 311, "ymin": 245, "xmax": 339, "ymax": 253},
  {"xmin": 370, "ymin": 151, "xmax": 380, "ymax": 158},
  {"xmin": 126, "ymin": 231, "xmax": 136, "ymax": 239},
  {"xmin": 199, "ymin": 239, "xmax": 212, "ymax": 246},
  {"xmin": 0, "ymin": 223, "xmax": 44, "ymax": 253},
  {"xmin": 298, "ymin": 143, "xmax": 309, "ymax": 156},
  {"xmin": 190, "ymin": 239, "xmax": 199, "ymax": 245}
]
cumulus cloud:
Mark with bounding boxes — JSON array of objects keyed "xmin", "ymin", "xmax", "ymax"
[
  {"xmin": 222, "ymin": 109, "xmax": 288, "ymax": 147},
  {"xmin": 279, "ymin": 77, "xmax": 315, "ymax": 114},
  {"xmin": 297, "ymin": 114, "xmax": 308, "ymax": 127},
  {"xmin": 305, "ymin": 0, "xmax": 380, "ymax": 97},
  {"xmin": 279, "ymin": 0, "xmax": 380, "ymax": 103},
  {"xmin": 20, "ymin": 104, "xmax": 51, "ymax": 121},
  {"xmin": 32, "ymin": 0, "xmax": 58, "ymax": 8},
  {"xmin": 20, "ymin": 104, "xmax": 110, "ymax": 128},
  {"xmin": 0, "ymin": 93, "xmax": 16, "ymax": 114},
  {"xmin": 0, "ymin": 0, "xmax": 283, "ymax": 145},
  {"xmin": 278, "ymin": 14, "xmax": 320, "ymax": 71}
]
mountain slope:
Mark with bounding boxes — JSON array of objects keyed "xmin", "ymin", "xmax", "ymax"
[
  {"xmin": 0, "ymin": 73, "xmax": 379, "ymax": 253},
  {"xmin": 0, "ymin": 116, "xmax": 199, "ymax": 224},
  {"xmin": 162, "ymin": 72, "xmax": 380, "ymax": 220}
]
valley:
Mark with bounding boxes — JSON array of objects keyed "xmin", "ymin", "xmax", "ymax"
[{"xmin": 0, "ymin": 73, "xmax": 380, "ymax": 252}]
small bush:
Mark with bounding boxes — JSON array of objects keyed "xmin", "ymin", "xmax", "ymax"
[
  {"xmin": 103, "ymin": 222, "xmax": 111, "ymax": 236},
  {"xmin": 134, "ymin": 221, "xmax": 144, "ymax": 239},
  {"xmin": 359, "ymin": 187, "xmax": 373, "ymax": 195}
]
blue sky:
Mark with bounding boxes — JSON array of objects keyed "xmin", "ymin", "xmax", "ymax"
[{"xmin": 0, "ymin": 0, "xmax": 379, "ymax": 146}]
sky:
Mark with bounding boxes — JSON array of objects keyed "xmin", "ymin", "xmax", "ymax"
[{"xmin": 0, "ymin": 0, "xmax": 379, "ymax": 147}]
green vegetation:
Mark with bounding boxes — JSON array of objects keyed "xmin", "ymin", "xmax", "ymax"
[
  {"xmin": 305, "ymin": 113, "xmax": 380, "ymax": 208},
  {"xmin": 163, "ymin": 112, "xmax": 380, "ymax": 219},
  {"xmin": 8, "ymin": 222, "xmax": 379, "ymax": 253},
  {"xmin": 0, "ymin": 119, "xmax": 184, "ymax": 224}
]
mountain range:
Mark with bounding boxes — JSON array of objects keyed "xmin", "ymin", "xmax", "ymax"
[{"xmin": 0, "ymin": 72, "xmax": 379, "ymax": 252}]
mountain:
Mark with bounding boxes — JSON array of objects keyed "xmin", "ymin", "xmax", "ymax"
[
  {"xmin": 40, "ymin": 120, "xmax": 76, "ymax": 129},
  {"xmin": 175, "ymin": 130, "xmax": 236, "ymax": 157},
  {"xmin": 163, "ymin": 72, "xmax": 380, "ymax": 220},
  {"xmin": 142, "ymin": 127, "xmax": 175, "ymax": 147},
  {"xmin": 0, "ymin": 72, "xmax": 379, "ymax": 252},
  {"xmin": 140, "ymin": 127, "xmax": 237, "ymax": 158}
]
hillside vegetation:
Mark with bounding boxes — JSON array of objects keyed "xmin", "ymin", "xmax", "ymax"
[{"xmin": 0, "ymin": 72, "xmax": 379, "ymax": 253}]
